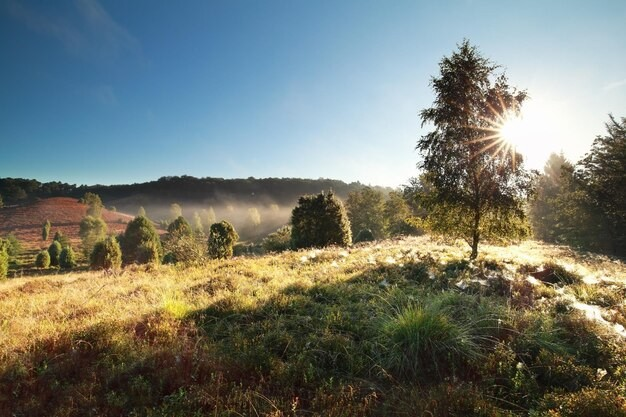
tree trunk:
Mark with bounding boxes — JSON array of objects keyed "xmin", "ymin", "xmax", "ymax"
[{"xmin": 470, "ymin": 207, "xmax": 480, "ymax": 260}]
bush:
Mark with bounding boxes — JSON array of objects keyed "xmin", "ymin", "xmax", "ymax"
[
  {"xmin": 0, "ymin": 239, "xmax": 8, "ymax": 279},
  {"xmin": 53, "ymin": 231, "xmax": 70, "ymax": 247},
  {"xmin": 262, "ymin": 225, "xmax": 292, "ymax": 253},
  {"xmin": 79, "ymin": 216, "xmax": 108, "ymax": 259},
  {"xmin": 291, "ymin": 191, "xmax": 352, "ymax": 249},
  {"xmin": 4, "ymin": 234, "xmax": 22, "ymax": 258},
  {"xmin": 533, "ymin": 387, "xmax": 626, "ymax": 417},
  {"xmin": 48, "ymin": 240, "xmax": 62, "ymax": 267},
  {"xmin": 120, "ymin": 216, "xmax": 162, "ymax": 265},
  {"xmin": 354, "ymin": 228, "xmax": 375, "ymax": 243},
  {"xmin": 35, "ymin": 250, "xmax": 50, "ymax": 268},
  {"xmin": 167, "ymin": 216, "xmax": 193, "ymax": 238},
  {"xmin": 207, "ymin": 221, "xmax": 239, "ymax": 259},
  {"xmin": 59, "ymin": 246, "xmax": 77, "ymax": 269},
  {"xmin": 42, "ymin": 220, "xmax": 51, "ymax": 241},
  {"xmin": 90, "ymin": 237, "xmax": 122, "ymax": 270},
  {"xmin": 382, "ymin": 301, "xmax": 481, "ymax": 381}
]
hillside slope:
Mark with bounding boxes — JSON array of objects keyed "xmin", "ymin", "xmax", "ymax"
[
  {"xmin": 0, "ymin": 197, "xmax": 134, "ymax": 250},
  {"xmin": 1, "ymin": 237, "xmax": 625, "ymax": 416}
]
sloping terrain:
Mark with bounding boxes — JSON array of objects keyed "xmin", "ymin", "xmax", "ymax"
[
  {"xmin": 1, "ymin": 236, "xmax": 625, "ymax": 416},
  {"xmin": 0, "ymin": 197, "xmax": 134, "ymax": 250}
]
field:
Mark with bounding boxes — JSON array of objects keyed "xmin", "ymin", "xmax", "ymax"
[{"xmin": 1, "ymin": 236, "xmax": 625, "ymax": 416}]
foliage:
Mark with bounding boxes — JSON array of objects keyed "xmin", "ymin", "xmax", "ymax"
[
  {"xmin": 192, "ymin": 211, "xmax": 204, "ymax": 234},
  {"xmin": 59, "ymin": 246, "xmax": 77, "ymax": 269},
  {"xmin": 262, "ymin": 225, "xmax": 292, "ymax": 253},
  {"xmin": 42, "ymin": 219, "xmax": 51, "ymax": 241},
  {"xmin": 164, "ymin": 216, "xmax": 204, "ymax": 265},
  {"xmin": 137, "ymin": 206, "xmax": 146, "ymax": 217},
  {"xmin": 120, "ymin": 216, "xmax": 163, "ymax": 265},
  {"xmin": 577, "ymin": 115, "xmax": 626, "ymax": 256},
  {"xmin": 35, "ymin": 250, "xmax": 50, "ymax": 268},
  {"xmin": 169, "ymin": 203, "xmax": 182, "ymax": 221},
  {"xmin": 0, "ymin": 194, "xmax": 3, "ymax": 208},
  {"xmin": 47, "ymin": 240, "xmax": 62, "ymax": 267},
  {"xmin": 417, "ymin": 40, "xmax": 532, "ymax": 259},
  {"xmin": 52, "ymin": 231, "xmax": 70, "ymax": 247},
  {"xmin": 0, "ymin": 239, "xmax": 8, "ymax": 279},
  {"xmin": 354, "ymin": 228, "xmax": 375, "ymax": 243},
  {"xmin": 201, "ymin": 207, "xmax": 216, "ymax": 230},
  {"xmin": 291, "ymin": 191, "xmax": 352, "ymax": 249},
  {"xmin": 4, "ymin": 234, "xmax": 22, "ymax": 258},
  {"xmin": 207, "ymin": 221, "xmax": 239, "ymax": 259},
  {"xmin": 81, "ymin": 192, "xmax": 104, "ymax": 218},
  {"xmin": 90, "ymin": 236, "xmax": 122, "ymax": 270},
  {"xmin": 79, "ymin": 216, "xmax": 108, "ymax": 259},
  {"xmin": 384, "ymin": 190, "xmax": 421, "ymax": 236},
  {"xmin": 346, "ymin": 187, "xmax": 386, "ymax": 239}
]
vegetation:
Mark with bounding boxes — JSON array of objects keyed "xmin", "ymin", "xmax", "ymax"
[
  {"xmin": 35, "ymin": 249, "xmax": 50, "ymax": 268},
  {"xmin": 164, "ymin": 216, "xmax": 204, "ymax": 265},
  {"xmin": 1, "ymin": 237, "xmax": 625, "ymax": 416},
  {"xmin": 79, "ymin": 216, "xmax": 108, "ymax": 259},
  {"xmin": 47, "ymin": 240, "xmax": 62, "ymax": 267},
  {"xmin": 59, "ymin": 246, "xmax": 77, "ymax": 269},
  {"xmin": 354, "ymin": 228, "xmax": 375, "ymax": 243},
  {"xmin": 90, "ymin": 236, "xmax": 122, "ymax": 270},
  {"xmin": 42, "ymin": 219, "xmax": 51, "ymax": 241},
  {"xmin": 81, "ymin": 192, "xmax": 104, "ymax": 218},
  {"xmin": 0, "ymin": 239, "xmax": 8, "ymax": 279},
  {"xmin": 120, "ymin": 216, "xmax": 163, "ymax": 265},
  {"xmin": 346, "ymin": 186, "xmax": 386, "ymax": 239},
  {"xmin": 291, "ymin": 191, "xmax": 352, "ymax": 249},
  {"xmin": 417, "ymin": 40, "xmax": 532, "ymax": 259},
  {"xmin": 137, "ymin": 206, "xmax": 146, "ymax": 217},
  {"xmin": 207, "ymin": 220, "xmax": 239, "ymax": 259},
  {"xmin": 262, "ymin": 225, "xmax": 292, "ymax": 253}
]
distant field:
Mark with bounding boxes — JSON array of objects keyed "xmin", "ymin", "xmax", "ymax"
[
  {"xmin": 0, "ymin": 197, "xmax": 136, "ymax": 251},
  {"xmin": 1, "ymin": 236, "xmax": 625, "ymax": 416}
]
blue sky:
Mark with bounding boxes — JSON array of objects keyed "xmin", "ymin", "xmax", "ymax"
[{"xmin": 1, "ymin": 0, "xmax": 625, "ymax": 187}]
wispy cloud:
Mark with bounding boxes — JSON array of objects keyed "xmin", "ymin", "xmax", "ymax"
[
  {"xmin": 603, "ymin": 78, "xmax": 626, "ymax": 91},
  {"xmin": 6, "ymin": 0, "xmax": 140, "ymax": 62}
]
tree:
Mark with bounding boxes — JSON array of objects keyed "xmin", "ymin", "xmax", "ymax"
[
  {"xmin": 138, "ymin": 206, "xmax": 147, "ymax": 217},
  {"xmin": 170, "ymin": 203, "xmax": 183, "ymax": 221},
  {"xmin": 0, "ymin": 239, "xmax": 8, "ymax": 279},
  {"xmin": 120, "ymin": 216, "xmax": 163, "ymax": 265},
  {"xmin": 53, "ymin": 231, "xmax": 70, "ymax": 248},
  {"xmin": 384, "ymin": 191, "xmax": 421, "ymax": 236},
  {"xmin": 163, "ymin": 215, "xmax": 204, "ymax": 264},
  {"xmin": 90, "ymin": 236, "xmax": 122, "ymax": 270},
  {"xmin": 207, "ymin": 221, "xmax": 239, "ymax": 259},
  {"xmin": 35, "ymin": 250, "xmax": 50, "ymax": 268},
  {"xmin": 82, "ymin": 192, "xmax": 104, "ymax": 218},
  {"xmin": 291, "ymin": 191, "xmax": 352, "ymax": 249},
  {"xmin": 79, "ymin": 216, "xmax": 108, "ymax": 258},
  {"xmin": 59, "ymin": 246, "xmax": 77, "ymax": 269},
  {"xmin": 417, "ymin": 40, "xmax": 532, "ymax": 259},
  {"xmin": 48, "ymin": 240, "xmax": 62, "ymax": 267},
  {"xmin": 42, "ymin": 220, "xmax": 51, "ymax": 241},
  {"xmin": 577, "ymin": 115, "xmax": 626, "ymax": 255},
  {"xmin": 0, "ymin": 194, "xmax": 3, "ymax": 209},
  {"xmin": 167, "ymin": 216, "xmax": 193, "ymax": 238},
  {"xmin": 262, "ymin": 225, "xmax": 292, "ymax": 253},
  {"xmin": 192, "ymin": 211, "xmax": 204, "ymax": 234},
  {"xmin": 201, "ymin": 207, "xmax": 216, "ymax": 229},
  {"xmin": 346, "ymin": 187, "xmax": 386, "ymax": 239}
]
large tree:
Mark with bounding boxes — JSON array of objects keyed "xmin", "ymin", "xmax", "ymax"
[
  {"xmin": 417, "ymin": 40, "xmax": 532, "ymax": 259},
  {"xmin": 346, "ymin": 187, "xmax": 386, "ymax": 239}
]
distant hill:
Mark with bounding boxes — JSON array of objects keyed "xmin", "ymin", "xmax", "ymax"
[
  {"xmin": 1, "ymin": 176, "xmax": 392, "ymax": 240},
  {"xmin": 0, "ymin": 197, "xmax": 133, "ymax": 250}
]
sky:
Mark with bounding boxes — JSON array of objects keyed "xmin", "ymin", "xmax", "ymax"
[{"xmin": 1, "ymin": 0, "xmax": 625, "ymax": 188}]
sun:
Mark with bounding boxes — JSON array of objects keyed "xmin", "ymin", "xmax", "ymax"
[{"xmin": 496, "ymin": 97, "xmax": 562, "ymax": 170}]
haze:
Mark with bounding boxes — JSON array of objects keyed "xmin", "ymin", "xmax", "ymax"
[{"xmin": 1, "ymin": 0, "xmax": 625, "ymax": 186}]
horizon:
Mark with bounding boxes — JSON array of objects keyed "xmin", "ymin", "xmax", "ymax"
[{"xmin": 2, "ymin": 1, "xmax": 625, "ymax": 187}]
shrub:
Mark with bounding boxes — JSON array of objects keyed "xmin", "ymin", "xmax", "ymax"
[
  {"xmin": 79, "ymin": 216, "xmax": 108, "ymax": 259},
  {"xmin": 0, "ymin": 239, "xmax": 8, "ymax": 279},
  {"xmin": 534, "ymin": 387, "xmax": 626, "ymax": 417},
  {"xmin": 81, "ymin": 192, "xmax": 104, "ymax": 218},
  {"xmin": 382, "ymin": 302, "xmax": 481, "ymax": 381},
  {"xmin": 120, "ymin": 216, "xmax": 162, "ymax": 265},
  {"xmin": 90, "ymin": 237, "xmax": 122, "ymax": 270},
  {"xmin": 207, "ymin": 221, "xmax": 239, "ymax": 259},
  {"xmin": 42, "ymin": 220, "xmax": 51, "ymax": 241},
  {"xmin": 163, "ymin": 216, "xmax": 205, "ymax": 265},
  {"xmin": 262, "ymin": 225, "xmax": 292, "ymax": 253},
  {"xmin": 53, "ymin": 231, "xmax": 70, "ymax": 247},
  {"xmin": 35, "ymin": 250, "xmax": 50, "ymax": 268},
  {"xmin": 5, "ymin": 234, "xmax": 22, "ymax": 258},
  {"xmin": 291, "ymin": 191, "xmax": 352, "ymax": 249},
  {"xmin": 47, "ymin": 240, "xmax": 62, "ymax": 267},
  {"xmin": 59, "ymin": 246, "xmax": 77, "ymax": 269},
  {"xmin": 167, "ymin": 216, "xmax": 193, "ymax": 238},
  {"xmin": 354, "ymin": 228, "xmax": 375, "ymax": 243}
]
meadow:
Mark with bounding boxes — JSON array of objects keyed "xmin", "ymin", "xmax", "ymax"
[{"xmin": 1, "ymin": 236, "xmax": 625, "ymax": 416}]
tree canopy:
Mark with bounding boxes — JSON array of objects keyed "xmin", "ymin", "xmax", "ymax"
[{"xmin": 417, "ymin": 40, "xmax": 532, "ymax": 259}]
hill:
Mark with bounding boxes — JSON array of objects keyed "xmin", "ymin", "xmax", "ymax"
[
  {"xmin": 1, "ymin": 236, "xmax": 625, "ymax": 416},
  {"xmin": 0, "ymin": 197, "xmax": 134, "ymax": 251}
]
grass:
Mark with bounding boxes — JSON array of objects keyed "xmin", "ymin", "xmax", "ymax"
[{"xmin": 1, "ymin": 236, "xmax": 625, "ymax": 416}]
